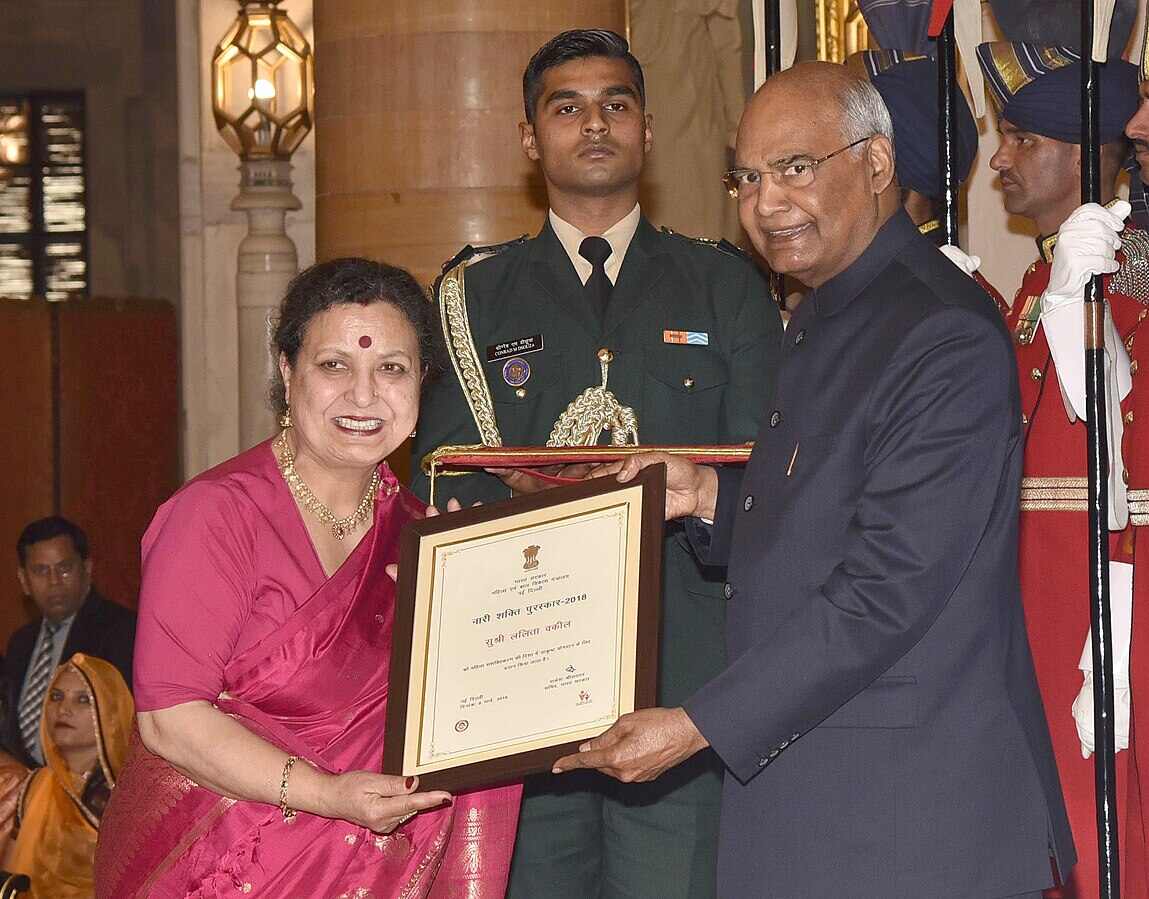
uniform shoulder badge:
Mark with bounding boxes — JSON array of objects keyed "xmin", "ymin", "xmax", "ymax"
[
  {"xmin": 658, "ymin": 225, "xmax": 751, "ymax": 262},
  {"xmin": 438, "ymin": 234, "xmax": 529, "ymax": 276},
  {"xmin": 1111, "ymin": 226, "xmax": 1149, "ymax": 303}
]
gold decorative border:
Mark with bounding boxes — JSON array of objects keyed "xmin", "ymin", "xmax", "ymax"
[
  {"xmin": 1022, "ymin": 477, "xmax": 1089, "ymax": 488},
  {"xmin": 421, "ymin": 443, "xmax": 756, "ymax": 476},
  {"xmin": 816, "ymin": 0, "xmax": 871, "ymax": 64},
  {"xmin": 1020, "ymin": 476, "xmax": 1089, "ymax": 511},
  {"xmin": 438, "ymin": 263, "xmax": 502, "ymax": 448},
  {"xmin": 1130, "ymin": 488, "xmax": 1149, "ymax": 526}
]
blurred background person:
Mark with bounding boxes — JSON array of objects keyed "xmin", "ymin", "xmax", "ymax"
[
  {"xmin": 3, "ymin": 653, "xmax": 132, "ymax": 899},
  {"xmin": 5, "ymin": 518, "xmax": 135, "ymax": 767}
]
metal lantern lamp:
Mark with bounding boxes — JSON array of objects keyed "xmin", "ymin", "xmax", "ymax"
[{"xmin": 211, "ymin": 0, "xmax": 314, "ymax": 446}]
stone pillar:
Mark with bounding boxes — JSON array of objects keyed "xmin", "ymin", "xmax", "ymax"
[
  {"xmin": 233, "ymin": 157, "xmax": 302, "ymax": 449},
  {"xmin": 313, "ymin": 1, "xmax": 627, "ymax": 288}
]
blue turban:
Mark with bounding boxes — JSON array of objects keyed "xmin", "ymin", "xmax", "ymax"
[
  {"xmin": 976, "ymin": 42, "xmax": 1139, "ymax": 144},
  {"xmin": 856, "ymin": 50, "xmax": 979, "ymax": 197}
]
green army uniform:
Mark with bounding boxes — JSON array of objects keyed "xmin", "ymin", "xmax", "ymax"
[{"xmin": 411, "ymin": 215, "xmax": 782, "ymax": 899}]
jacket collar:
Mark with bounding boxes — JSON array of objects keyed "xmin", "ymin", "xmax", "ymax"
[{"xmin": 811, "ymin": 210, "xmax": 919, "ymax": 318}]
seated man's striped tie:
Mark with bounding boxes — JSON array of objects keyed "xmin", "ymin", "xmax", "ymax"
[{"xmin": 18, "ymin": 621, "xmax": 60, "ymax": 763}]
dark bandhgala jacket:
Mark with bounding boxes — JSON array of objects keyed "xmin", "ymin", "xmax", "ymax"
[
  {"xmin": 3, "ymin": 589, "xmax": 136, "ymax": 765},
  {"xmin": 684, "ymin": 211, "xmax": 1075, "ymax": 898}
]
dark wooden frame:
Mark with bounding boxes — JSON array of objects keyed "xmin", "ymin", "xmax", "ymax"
[{"xmin": 385, "ymin": 464, "xmax": 666, "ymax": 792}]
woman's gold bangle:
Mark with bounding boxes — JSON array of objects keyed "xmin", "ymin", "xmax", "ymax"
[{"xmin": 280, "ymin": 755, "xmax": 299, "ymax": 822}]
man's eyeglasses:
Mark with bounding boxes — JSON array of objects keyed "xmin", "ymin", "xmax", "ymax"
[
  {"xmin": 27, "ymin": 560, "xmax": 79, "ymax": 580},
  {"xmin": 722, "ymin": 135, "xmax": 873, "ymax": 198}
]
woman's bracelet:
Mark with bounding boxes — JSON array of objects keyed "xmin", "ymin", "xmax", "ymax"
[{"xmin": 279, "ymin": 755, "xmax": 299, "ymax": 822}]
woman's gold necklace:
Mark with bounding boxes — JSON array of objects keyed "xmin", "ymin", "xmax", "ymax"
[{"xmin": 273, "ymin": 430, "xmax": 380, "ymax": 540}]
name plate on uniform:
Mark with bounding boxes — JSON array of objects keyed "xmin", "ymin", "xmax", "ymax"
[{"xmin": 384, "ymin": 465, "xmax": 665, "ymax": 792}]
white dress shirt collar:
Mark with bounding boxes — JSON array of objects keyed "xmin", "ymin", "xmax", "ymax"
[{"xmin": 548, "ymin": 203, "xmax": 641, "ymax": 286}]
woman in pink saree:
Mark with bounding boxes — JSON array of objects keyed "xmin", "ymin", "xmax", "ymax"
[{"xmin": 94, "ymin": 259, "xmax": 521, "ymax": 897}]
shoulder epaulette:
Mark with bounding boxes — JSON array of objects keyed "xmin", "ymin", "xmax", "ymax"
[
  {"xmin": 439, "ymin": 235, "xmax": 529, "ymax": 276},
  {"xmin": 658, "ymin": 225, "xmax": 751, "ymax": 262},
  {"xmin": 1112, "ymin": 226, "xmax": 1149, "ymax": 302}
]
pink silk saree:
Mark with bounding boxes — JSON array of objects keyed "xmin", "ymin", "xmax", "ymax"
[{"xmin": 94, "ymin": 474, "xmax": 521, "ymax": 898}]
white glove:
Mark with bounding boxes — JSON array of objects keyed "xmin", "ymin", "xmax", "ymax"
[
  {"xmin": 1045, "ymin": 201, "xmax": 1128, "ymax": 298},
  {"xmin": 1072, "ymin": 561, "xmax": 1134, "ymax": 758},
  {"xmin": 1072, "ymin": 677, "xmax": 1131, "ymax": 758},
  {"xmin": 1040, "ymin": 201, "xmax": 1133, "ymax": 529},
  {"xmin": 939, "ymin": 244, "xmax": 981, "ymax": 276}
]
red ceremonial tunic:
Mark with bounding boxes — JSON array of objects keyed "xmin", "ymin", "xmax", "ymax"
[{"xmin": 1005, "ymin": 227, "xmax": 1149, "ymax": 898}]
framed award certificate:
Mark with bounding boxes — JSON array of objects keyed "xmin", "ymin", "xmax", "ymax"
[{"xmin": 384, "ymin": 463, "xmax": 666, "ymax": 792}]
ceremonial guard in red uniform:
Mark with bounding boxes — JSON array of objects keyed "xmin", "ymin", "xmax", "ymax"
[{"xmin": 978, "ymin": 41, "xmax": 1148, "ymax": 898}]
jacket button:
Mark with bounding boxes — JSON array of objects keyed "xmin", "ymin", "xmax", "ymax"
[
  {"xmin": 744, "ymin": 495, "xmax": 754, "ymax": 511},
  {"xmin": 794, "ymin": 329, "xmax": 805, "ymax": 345},
  {"xmin": 1125, "ymin": 410, "xmax": 1135, "ymax": 425},
  {"xmin": 723, "ymin": 582, "xmax": 735, "ymax": 600},
  {"xmin": 1030, "ymin": 367, "xmax": 1042, "ymax": 381},
  {"xmin": 683, "ymin": 377, "xmax": 695, "ymax": 389},
  {"xmin": 769, "ymin": 410, "xmax": 782, "ymax": 428}
]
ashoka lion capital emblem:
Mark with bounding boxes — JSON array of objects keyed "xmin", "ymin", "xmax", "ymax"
[{"xmin": 522, "ymin": 545, "xmax": 541, "ymax": 570}]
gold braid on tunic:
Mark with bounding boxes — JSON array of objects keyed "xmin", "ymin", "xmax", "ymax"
[
  {"xmin": 546, "ymin": 350, "xmax": 639, "ymax": 447},
  {"xmin": 438, "ymin": 264, "xmax": 640, "ymax": 451}
]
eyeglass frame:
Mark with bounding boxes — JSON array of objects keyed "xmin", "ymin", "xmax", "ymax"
[
  {"xmin": 722, "ymin": 135, "xmax": 874, "ymax": 198},
  {"xmin": 24, "ymin": 558, "xmax": 83, "ymax": 581}
]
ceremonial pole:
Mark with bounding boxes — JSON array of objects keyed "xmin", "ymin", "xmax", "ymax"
[
  {"xmin": 764, "ymin": 0, "xmax": 782, "ymax": 73},
  {"xmin": 1080, "ymin": 0, "xmax": 1120, "ymax": 893},
  {"xmin": 936, "ymin": 11, "xmax": 960, "ymax": 245},
  {"xmin": 764, "ymin": 0, "xmax": 784, "ymax": 307}
]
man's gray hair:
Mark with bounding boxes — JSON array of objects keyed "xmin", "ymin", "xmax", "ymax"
[{"xmin": 839, "ymin": 78, "xmax": 894, "ymax": 152}]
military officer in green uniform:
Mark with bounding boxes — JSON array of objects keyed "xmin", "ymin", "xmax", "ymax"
[{"xmin": 411, "ymin": 29, "xmax": 782, "ymax": 899}]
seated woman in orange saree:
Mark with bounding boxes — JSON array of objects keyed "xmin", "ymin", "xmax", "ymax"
[
  {"xmin": 6, "ymin": 654, "xmax": 132, "ymax": 898},
  {"xmin": 94, "ymin": 259, "xmax": 521, "ymax": 897}
]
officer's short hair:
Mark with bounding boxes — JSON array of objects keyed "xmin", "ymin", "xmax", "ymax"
[
  {"xmin": 522, "ymin": 29, "xmax": 645, "ymax": 124},
  {"xmin": 17, "ymin": 516, "xmax": 89, "ymax": 567}
]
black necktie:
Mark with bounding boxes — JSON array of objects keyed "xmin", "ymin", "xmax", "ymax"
[{"xmin": 579, "ymin": 236, "xmax": 613, "ymax": 320}]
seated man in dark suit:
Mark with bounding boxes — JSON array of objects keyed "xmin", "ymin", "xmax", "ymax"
[{"xmin": 5, "ymin": 516, "xmax": 135, "ymax": 765}]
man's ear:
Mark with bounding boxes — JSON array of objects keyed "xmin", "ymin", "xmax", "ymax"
[
  {"xmin": 16, "ymin": 567, "xmax": 29, "ymax": 597},
  {"xmin": 643, "ymin": 112, "xmax": 654, "ymax": 154},
  {"xmin": 520, "ymin": 121, "xmax": 540, "ymax": 162},
  {"xmin": 867, "ymin": 135, "xmax": 896, "ymax": 195}
]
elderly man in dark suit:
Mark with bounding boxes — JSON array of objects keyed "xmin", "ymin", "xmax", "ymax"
[
  {"xmin": 5, "ymin": 516, "xmax": 135, "ymax": 766},
  {"xmin": 555, "ymin": 62, "xmax": 1075, "ymax": 898}
]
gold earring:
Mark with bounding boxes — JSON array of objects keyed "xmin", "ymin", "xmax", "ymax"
[{"xmin": 279, "ymin": 407, "xmax": 293, "ymax": 429}]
